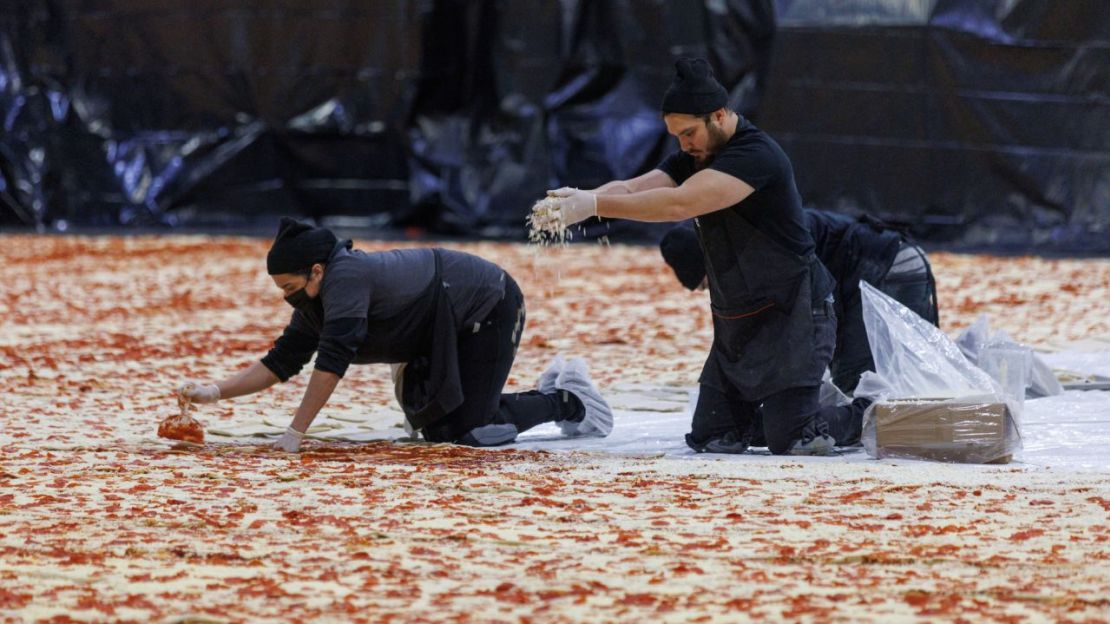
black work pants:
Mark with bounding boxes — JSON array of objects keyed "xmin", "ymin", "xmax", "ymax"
[
  {"xmin": 690, "ymin": 383, "xmax": 869, "ymax": 451},
  {"xmin": 422, "ymin": 276, "xmax": 579, "ymax": 444},
  {"xmin": 688, "ymin": 303, "xmax": 854, "ymax": 454}
]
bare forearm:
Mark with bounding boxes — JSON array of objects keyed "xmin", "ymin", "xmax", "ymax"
[
  {"xmin": 596, "ymin": 188, "xmax": 692, "ymax": 222},
  {"xmin": 217, "ymin": 361, "xmax": 280, "ymax": 400},
  {"xmin": 590, "ymin": 180, "xmax": 633, "ymax": 195},
  {"xmin": 593, "ymin": 169, "xmax": 749, "ymax": 223},
  {"xmin": 591, "ymin": 170, "xmax": 674, "ymax": 196},
  {"xmin": 289, "ymin": 369, "xmax": 341, "ymax": 433}
]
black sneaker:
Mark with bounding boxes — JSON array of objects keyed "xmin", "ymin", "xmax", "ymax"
[
  {"xmin": 686, "ymin": 430, "xmax": 749, "ymax": 454},
  {"xmin": 457, "ymin": 423, "xmax": 519, "ymax": 447}
]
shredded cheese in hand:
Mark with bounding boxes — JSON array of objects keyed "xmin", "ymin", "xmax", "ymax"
[{"xmin": 526, "ymin": 196, "xmax": 574, "ymax": 247}]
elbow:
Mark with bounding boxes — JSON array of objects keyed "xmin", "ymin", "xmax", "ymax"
[
  {"xmin": 260, "ymin": 356, "xmax": 295, "ymax": 383},
  {"xmin": 667, "ymin": 199, "xmax": 700, "ymax": 222},
  {"xmin": 263, "ymin": 366, "xmax": 281, "ymax": 385}
]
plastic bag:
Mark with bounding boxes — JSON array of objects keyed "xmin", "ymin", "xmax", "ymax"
[
  {"xmin": 856, "ymin": 282, "xmax": 1022, "ymax": 463},
  {"xmin": 819, "ymin": 370, "xmax": 852, "ymax": 408},
  {"xmin": 855, "ymin": 282, "xmax": 1000, "ymax": 402},
  {"xmin": 956, "ymin": 315, "xmax": 1063, "ymax": 398}
]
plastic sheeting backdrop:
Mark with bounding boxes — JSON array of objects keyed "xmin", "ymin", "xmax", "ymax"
[{"xmin": 0, "ymin": 1, "xmax": 1106, "ymax": 251}]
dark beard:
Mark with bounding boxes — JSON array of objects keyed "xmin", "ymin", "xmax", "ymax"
[{"xmin": 692, "ymin": 121, "xmax": 730, "ymax": 171}]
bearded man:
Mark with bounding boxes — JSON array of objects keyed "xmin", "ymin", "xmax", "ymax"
[{"xmin": 533, "ymin": 57, "xmax": 853, "ymax": 456}]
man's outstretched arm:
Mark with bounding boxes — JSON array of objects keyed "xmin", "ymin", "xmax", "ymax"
[
  {"xmin": 596, "ymin": 169, "xmax": 755, "ymax": 222},
  {"xmin": 590, "ymin": 169, "xmax": 676, "ymax": 196}
]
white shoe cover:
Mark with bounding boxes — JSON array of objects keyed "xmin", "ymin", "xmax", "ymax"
[
  {"xmin": 537, "ymin": 354, "xmax": 565, "ymax": 394},
  {"xmin": 554, "ymin": 357, "xmax": 613, "ymax": 438}
]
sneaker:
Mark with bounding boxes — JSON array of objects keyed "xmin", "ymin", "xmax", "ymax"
[
  {"xmin": 552, "ymin": 357, "xmax": 613, "ymax": 437},
  {"xmin": 686, "ymin": 430, "xmax": 749, "ymax": 454},
  {"xmin": 787, "ymin": 434, "xmax": 836, "ymax": 456},
  {"xmin": 457, "ymin": 423, "xmax": 519, "ymax": 447}
]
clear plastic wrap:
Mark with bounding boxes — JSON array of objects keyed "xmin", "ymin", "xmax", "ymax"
[
  {"xmin": 856, "ymin": 282, "xmax": 1022, "ymax": 463},
  {"xmin": 956, "ymin": 315, "xmax": 1063, "ymax": 398}
]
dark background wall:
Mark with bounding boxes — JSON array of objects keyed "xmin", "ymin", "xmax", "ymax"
[
  {"xmin": 1, "ymin": 1, "xmax": 1107, "ymax": 252},
  {"xmin": 763, "ymin": 0, "xmax": 1109, "ymax": 252}
]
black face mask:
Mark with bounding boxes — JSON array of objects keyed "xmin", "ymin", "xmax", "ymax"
[
  {"xmin": 284, "ymin": 287, "xmax": 313, "ymax": 311},
  {"xmin": 283, "ymin": 274, "xmax": 317, "ymax": 311}
]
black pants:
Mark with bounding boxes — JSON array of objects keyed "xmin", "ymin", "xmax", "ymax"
[
  {"xmin": 422, "ymin": 276, "xmax": 581, "ymax": 444},
  {"xmin": 688, "ymin": 302, "xmax": 857, "ymax": 454},
  {"xmin": 830, "ymin": 253, "xmax": 937, "ymax": 395}
]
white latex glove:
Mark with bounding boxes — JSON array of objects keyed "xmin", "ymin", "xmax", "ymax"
[
  {"xmin": 274, "ymin": 427, "xmax": 304, "ymax": 453},
  {"xmin": 534, "ymin": 187, "xmax": 597, "ymax": 230},
  {"xmin": 179, "ymin": 382, "xmax": 220, "ymax": 404}
]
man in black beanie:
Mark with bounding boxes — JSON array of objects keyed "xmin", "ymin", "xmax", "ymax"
[
  {"xmin": 531, "ymin": 57, "xmax": 846, "ymax": 456},
  {"xmin": 177, "ymin": 217, "xmax": 613, "ymax": 452}
]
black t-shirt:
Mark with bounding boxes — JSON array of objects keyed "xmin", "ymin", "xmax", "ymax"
[
  {"xmin": 657, "ymin": 116, "xmax": 831, "ymax": 302},
  {"xmin": 657, "ymin": 116, "xmax": 814, "ymax": 257}
]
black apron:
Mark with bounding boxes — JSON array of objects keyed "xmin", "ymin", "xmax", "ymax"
[
  {"xmin": 695, "ymin": 209, "xmax": 831, "ymax": 400},
  {"xmin": 382, "ymin": 250, "xmax": 466, "ymax": 430},
  {"xmin": 355, "ymin": 257, "xmax": 439, "ymax": 364}
]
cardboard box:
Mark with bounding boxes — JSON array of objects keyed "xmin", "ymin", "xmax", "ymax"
[{"xmin": 870, "ymin": 398, "xmax": 1019, "ymax": 464}]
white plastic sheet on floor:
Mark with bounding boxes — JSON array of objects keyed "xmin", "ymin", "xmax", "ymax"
[
  {"xmin": 1041, "ymin": 349, "xmax": 1110, "ymax": 380},
  {"xmin": 509, "ymin": 349, "xmax": 1110, "ymax": 474},
  {"xmin": 246, "ymin": 350, "xmax": 1110, "ymax": 474}
]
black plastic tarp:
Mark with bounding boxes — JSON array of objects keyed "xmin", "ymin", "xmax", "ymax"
[
  {"xmin": 0, "ymin": 2, "xmax": 423, "ymax": 229},
  {"xmin": 1, "ymin": 1, "xmax": 1107, "ymax": 252},
  {"xmin": 763, "ymin": 0, "xmax": 1110, "ymax": 251},
  {"xmin": 0, "ymin": 0, "xmax": 774, "ymax": 240}
]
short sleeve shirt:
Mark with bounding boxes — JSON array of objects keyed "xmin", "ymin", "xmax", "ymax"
[{"xmin": 656, "ymin": 116, "xmax": 815, "ymax": 259}]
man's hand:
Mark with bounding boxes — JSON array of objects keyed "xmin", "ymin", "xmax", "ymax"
[
  {"xmin": 530, "ymin": 188, "xmax": 597, "ymax": 233},
  {"xmin": 547, "ymin": 187, "xmax": 597, "ymax": 226},
  {"xmin": 274, "ymin": 426, "xmax": 304, "ymax": 453},
  {"xmin": 179, "ymin": 382, "xmax": 220, "ymax": 404}
]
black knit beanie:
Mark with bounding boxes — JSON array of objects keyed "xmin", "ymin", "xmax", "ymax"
[
  {"xmin": 266, "ymin": 217, "xmax": 338, "ymax": 275},
  {"xmin": 661, "ymin": 57, "xmax": 728, "ymax": 115},
  {"xmin": 659, "ymin": 226, "xmax": 706, "ymax": 291}
]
